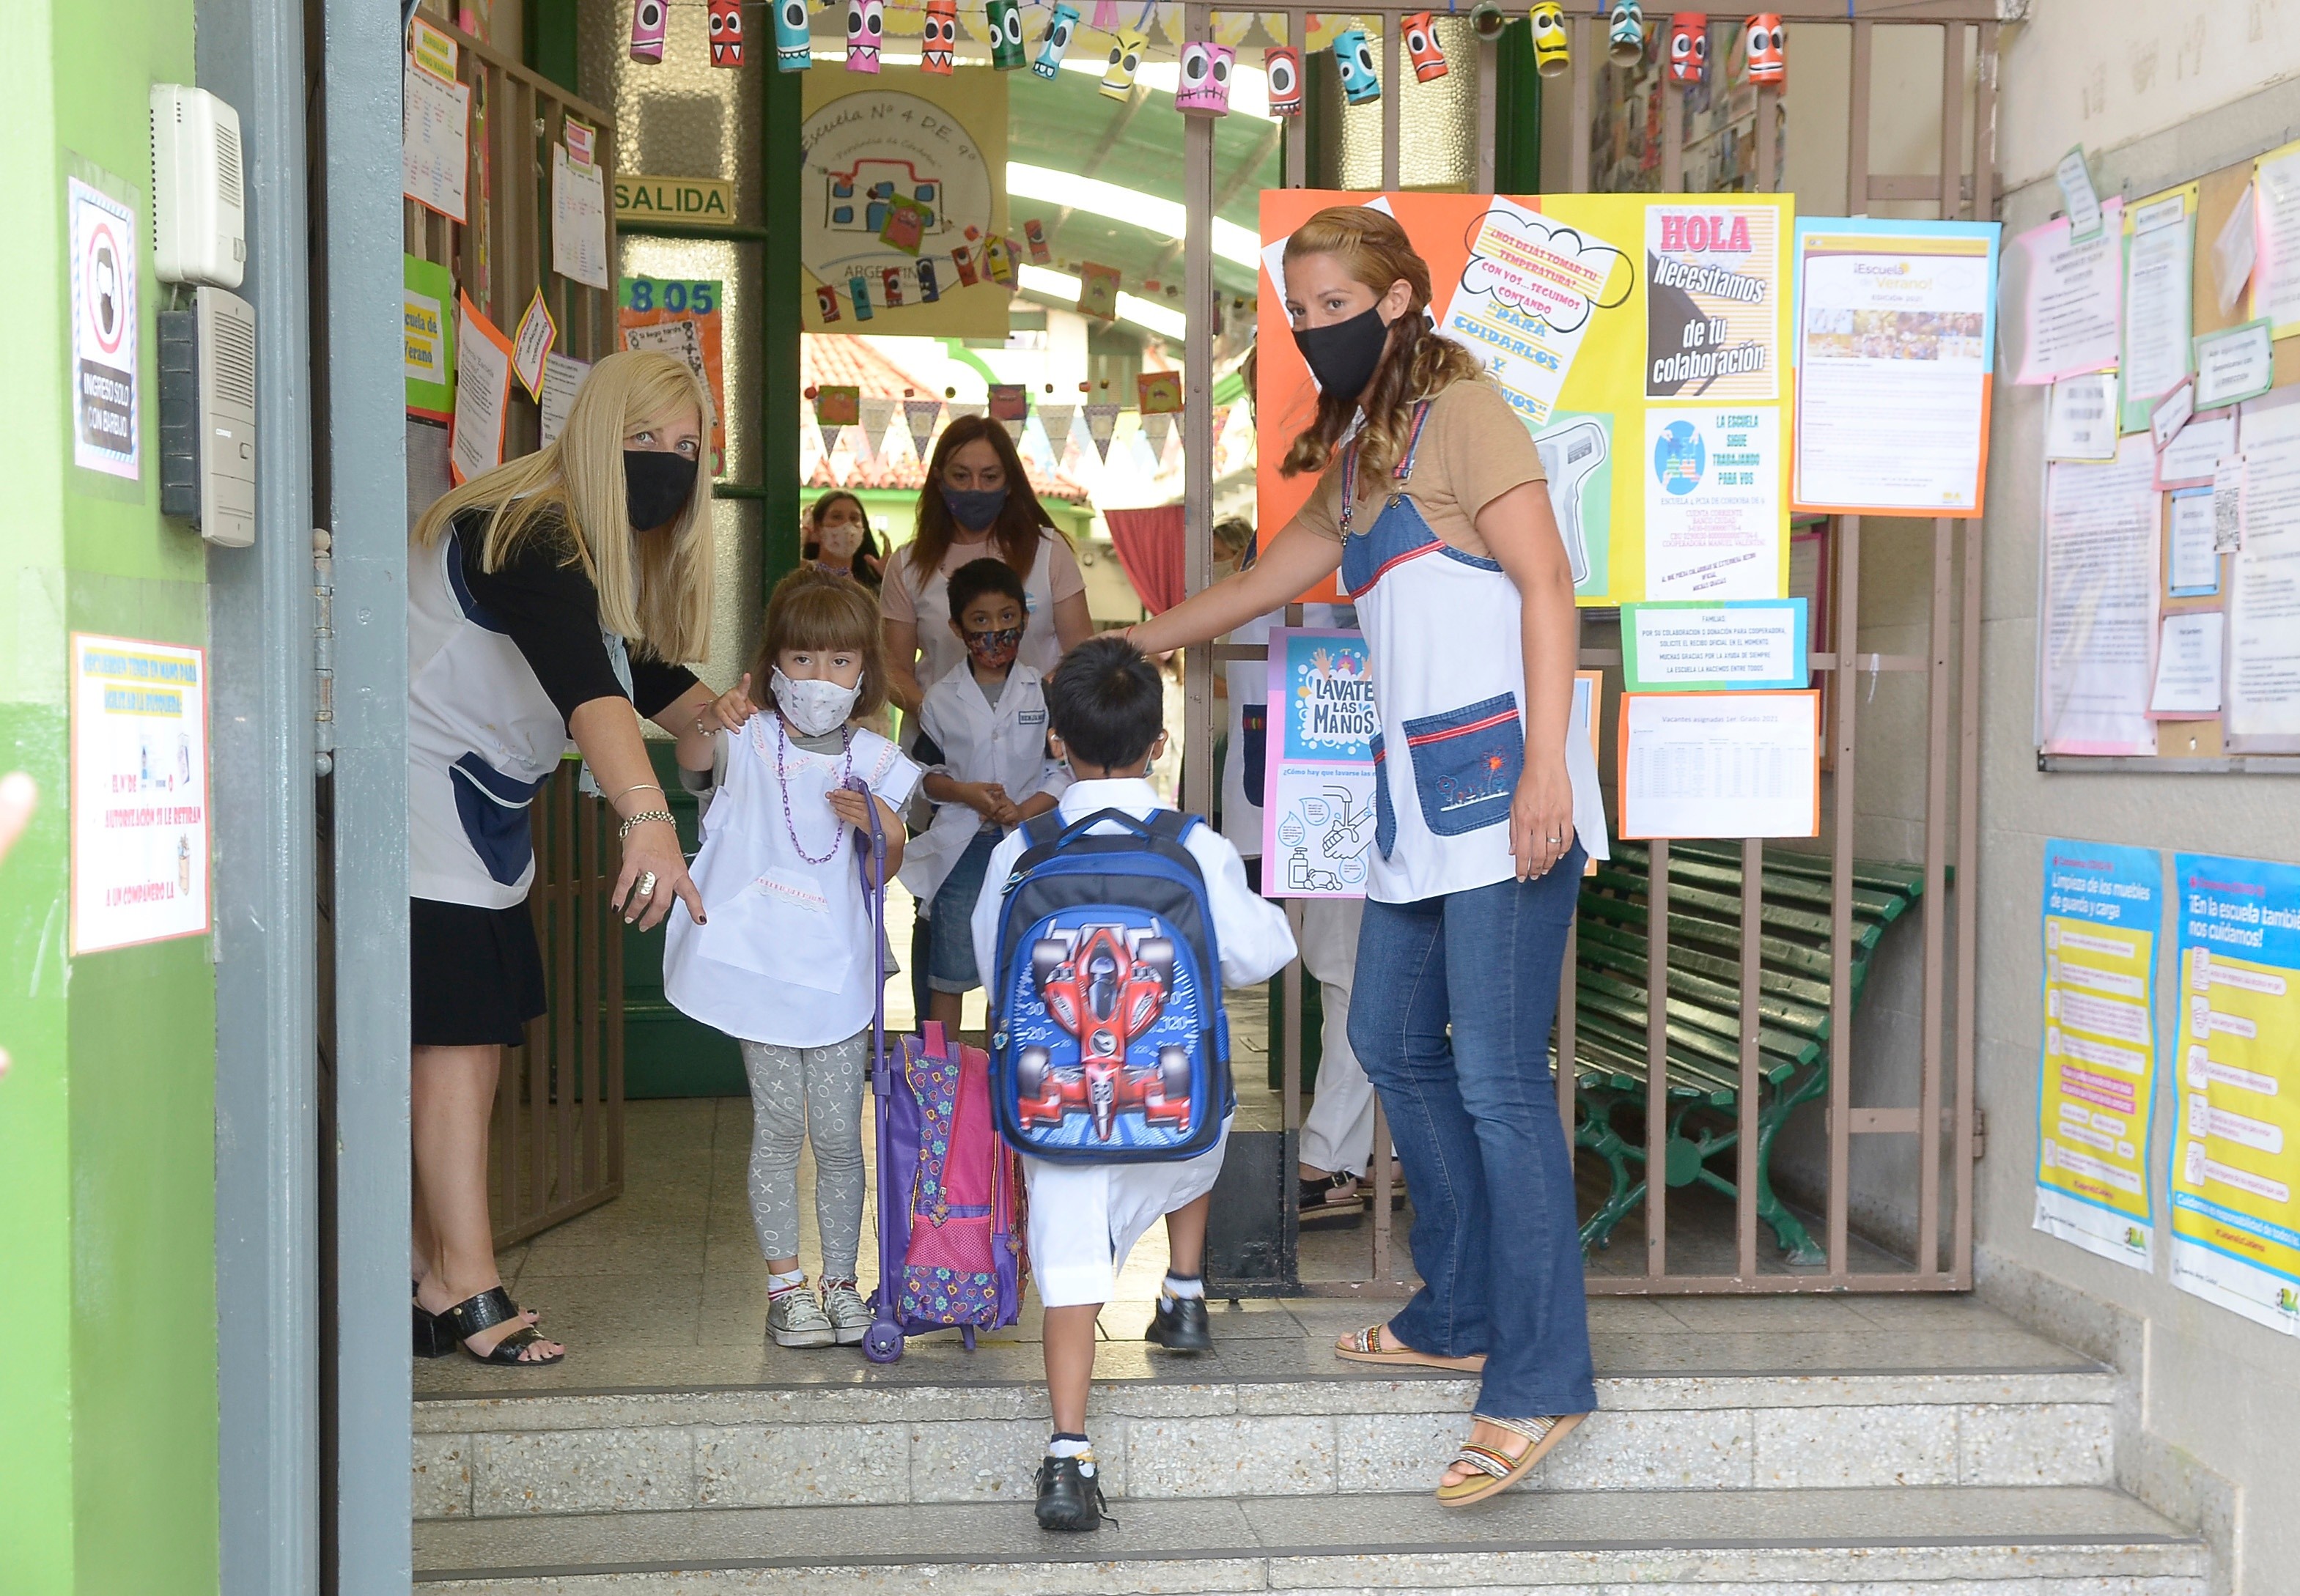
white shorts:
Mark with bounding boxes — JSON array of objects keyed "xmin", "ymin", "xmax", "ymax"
[{"xmin": 1022, "ymin": 1115, "xmax": 1232, "ymax": 1308}]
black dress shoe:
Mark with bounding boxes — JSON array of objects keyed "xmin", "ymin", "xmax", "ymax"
[
  {"xmin": 1034, "ymin": 1454, "xmax": 1107, "ymax": 1532},
  {"xmin": 1144, "ymin": 1293, "xmax": 1212, "ymax": 1353}
]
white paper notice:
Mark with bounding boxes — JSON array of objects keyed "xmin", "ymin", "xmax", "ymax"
[
  {"xmin": 2046, "ymin": 371, "xmax": 2119, "ymax": 461},
  {"xmin": 2041, "ymin": 435, "xmax": 2161, "ymax": 755},
  {"xmin": 511, "ymin": 290, "xmax": 556, "ymax": 400},
  {"xmin": 539, "ymin": 352, "xmax": 591, "ymax": 448},
  {"xmin": 1792, "ymin": 228, "xmax": 1995, "ymax": 513},
  {"xmin": 1621, "ymin": 691, "xmax": 1820, "ymax": 839},
  {"xmin": 70, "ymin": 634, "xmax": 210, "ymax": 954},
  {"xmin": 2167, "ymin": 489, "xmax": 2220, "ymax": 595},
  {"xmin": 2057, "ymin": 147, "xmax": 2104, "ymax": 242},
  {"xmin": 2216, "ymin": 184, "xmax": 2258, "ymax": 314},
  {"xmin": 2150, "ymin": 382, "xmax": 2194, "ymax": 450},
  {"xmin": 2214, "ymin": 454, "xmax": 2246, "ymax": 552},
  {"xmin": 551, "ymin": 145, "xmax": 610, "ymax": 290},
  {"xmin": 2194, "ymin": 320, "xmax": 2274, "ymax": 410},
  {"xmin": 67, "ymin": 177, "xmax": 139, "ymax": 480},
  {"xmin": 2002, "ymin": 199, "xmax": 2123, "ymax": 385},
  {"xmin": 2158, "ymin": 413, "xmax": 2236, "ymax": 489},
  {"xmin": 2253, "ymin": 140, "xmax": 2300, "ymax": 336},
  {"xmin": 1432, "ymin": 195, "xmax": 1627, "ymax": 429},
  {"xmin": 402, "ymin": 60, "xmax": 471, "ymax": 223},
  {"xmin": 2122, "ymin": 194, "xmax": 2194, "ymax": 425},
  {"xmin": 1644, "ymin": 407, "xmax": 1783, "ymax": 599},
  {"xmin": 450, "ymin": 295, "xmax": 515, "ymax": 486},
  {"xmin": 2150, "ymin": 612, "xmax": 2224, "ymax": 716},
  {"xmin": 2227, "ymin": 394, "xmax": 2300, "ymax": 736}
]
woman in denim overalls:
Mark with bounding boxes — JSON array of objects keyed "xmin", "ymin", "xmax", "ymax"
[{"xmin": 1132, "ymin": 207, "xmax": 1604, "ymax": 1507}]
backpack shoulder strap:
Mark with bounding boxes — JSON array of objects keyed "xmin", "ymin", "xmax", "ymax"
[
  {"xmin": 1022, "ymin": 808, "xmax": 1068, "ymax": 850},
  {"xmin": 1148, "ymin": 810, "xmax": 1201, "ymax": 844}
]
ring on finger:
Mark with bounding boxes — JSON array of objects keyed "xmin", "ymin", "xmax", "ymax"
[{"xmin": 635, "ymin": 871, "xmax": 658, "ymax": 898}]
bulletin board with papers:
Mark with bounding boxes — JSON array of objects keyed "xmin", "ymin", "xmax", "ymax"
[{"xmin": 2023, "ymin": 140, "xmax": 2300, "ymax": 771}]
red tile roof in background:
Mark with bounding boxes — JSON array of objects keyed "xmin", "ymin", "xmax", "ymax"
[{"xmin": 802, "ymin": 335, "xmax": 1092, "ymax": 504}]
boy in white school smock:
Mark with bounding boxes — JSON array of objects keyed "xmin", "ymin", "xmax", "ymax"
[
  {"xmin": 970, "ymin": 636, "xmax": 1297, "ymax": 1532},
  {"xmin": 899, "ymin": 558, "xmax": 1069, "ymax": 1034}
]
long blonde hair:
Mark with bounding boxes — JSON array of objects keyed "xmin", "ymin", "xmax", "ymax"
[
  {"xmin": 1278, "ymin": 207, "xmax": 1486, "ymax": 500},
  {"xmin": 411, "ymin": 350, "xmax": 717, "ymax": 661}
]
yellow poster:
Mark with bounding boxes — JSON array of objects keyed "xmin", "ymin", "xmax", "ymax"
[
  {"xmin": 2169, "ymin": 852, "xmax": 2300, "ymax": 1337},
  {"xmin": 800, "ymin": 68, "xmax": 1009, "ymax": 338},
  {"xmin": 1257, "ymin": 191, "xmax": 1793, "ymax": 606},
  {"xmin": 2032, "ymin": 840, "xmax": 2161, "ymax": 1271}
]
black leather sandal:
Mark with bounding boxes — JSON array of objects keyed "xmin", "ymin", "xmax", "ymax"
[
  {"xmin": 441, "ymin": 1285, "xmax": 564, "ymax": 1367},
  {"xmin": 413, "ymin": 1281, "xmax": 454, "ymax": 1360}
]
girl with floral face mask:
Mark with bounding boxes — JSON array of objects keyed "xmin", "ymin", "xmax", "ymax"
[
  {"xmin": 805, "ymin": 492, "xmax": 882, "ymax": 588},
  {"xmin": 663, "ymin": 569, "xmax": 921, "ymax": 1351}
]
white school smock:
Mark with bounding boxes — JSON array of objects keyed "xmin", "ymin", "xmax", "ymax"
[
  {"xmin": 896, "ymin": 660, "xmax": 1069, "ymax": 907},
  {"xmin": 1341, "ymin": 407, "xmax": 1608, "ymax": 904},
  {"xmin": 663, "ymin": 716, "xmax": 921, "ymax": 1048},
  {"xmin": 967, "ymin": 777, "xmax": 1297, "ymax": 1307},
  {"xmin": 882, "ymin": 528, "xmax": 1081, "ymax": 739}
]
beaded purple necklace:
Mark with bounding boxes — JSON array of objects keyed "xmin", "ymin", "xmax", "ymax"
[{"xmin": 770, "ymin": 713, "xmax": 854, "ymax": 865}]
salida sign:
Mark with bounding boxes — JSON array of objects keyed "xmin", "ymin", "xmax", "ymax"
[{"xmin": 613, "ymin": 174, "xmax": 737, "ymax": 228}]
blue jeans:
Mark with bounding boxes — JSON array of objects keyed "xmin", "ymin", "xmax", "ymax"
[{"xmin": 1347, "ymin": 851, "xmax": 1597, "ymax": 1419}]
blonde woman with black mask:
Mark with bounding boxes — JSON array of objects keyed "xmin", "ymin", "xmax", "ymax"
[
  {"xmin": 1131, "ymin": 207, "xmax": 1607, "ymax": 1505},
  {"xmin": 406, "ymin": 350, "xmax": 734, "ymax": 1366}
]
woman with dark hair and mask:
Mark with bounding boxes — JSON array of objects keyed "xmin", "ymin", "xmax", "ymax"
[
  {"xmin": 880, "ymin": 414, "xmax": 1094, "ymax": 728},
  {"xmin": 405, "ymin": 350, "xmax": 740, "ymax": 1367},
  {"xmin": 1130, "ymin": 206, "xmax": 1607, "ymax": 1505}
]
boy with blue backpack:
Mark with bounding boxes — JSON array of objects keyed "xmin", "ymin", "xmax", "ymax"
[{"xmin": 970, "ymin": 635, "xmax": 1297, "ymax": 1532}]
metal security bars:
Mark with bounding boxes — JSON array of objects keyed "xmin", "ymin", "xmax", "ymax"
[{"xmin": 1186, "ymin": 3, "xmax": 2000, "ymax": 1294}]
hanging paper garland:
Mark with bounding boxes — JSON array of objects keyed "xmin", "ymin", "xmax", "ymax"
[
  {"xmin": 1140, "ymin": 410, "xmax": 1173, "ymax": 452},
  {"xmin": 1083, "ymin": 402, "xmax": 1121, "ymax": 461},
  {"xmin": 1138, "ymin": 372, "xmax": 1183, "ymax": 414},
  {"xmin": 1077, "ymin": 262, "xmax": 1122, "ymax": 320},
  {"xmin": 630, "ymin": 0, "xmax": 666, "ymax": 62},
  {"xmin": 708, "ymin": 0, "xmax": 745, "ymax": 65},
  {"xmin": 904, "ymin": 396, "xmax": 943, "ymax": 457},
  {"xmin": 1038, "ymin": 403, "xmax": 1077, "ymax": 451}
]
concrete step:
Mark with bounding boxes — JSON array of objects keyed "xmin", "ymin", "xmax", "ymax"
[
  {"xmin": 412, "ymin": 1483, "xmax": 2203, "ymax": 1593},
  {"xmin": 413, "ymin": 1362, "xmax": 2117, "ymax": 1520}
]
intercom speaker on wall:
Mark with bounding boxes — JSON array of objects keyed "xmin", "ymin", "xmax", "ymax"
[
  {"xmin": 160, "ymin": 287, "xmax": 258, "ymax": 548},
  {"xmin": 150, "ymin": 84, "xmax": 246, "ymax": 288}
]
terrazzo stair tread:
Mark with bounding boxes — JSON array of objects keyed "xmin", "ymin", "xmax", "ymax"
[{"xmin": 412, "ymin": 1485, "xmax": 2203, "ymax": 1586}]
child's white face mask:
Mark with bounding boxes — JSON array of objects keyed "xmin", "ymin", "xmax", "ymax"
[{"xmin": 771, "ymin": 668, "xmax": 860, "ymax": 737}]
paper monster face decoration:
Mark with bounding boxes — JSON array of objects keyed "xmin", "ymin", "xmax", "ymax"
[
  {"xmin": 1607, "ymin": 1, "xmax": 1645, "ymax": 66},
  {"xmin": 987, "ymin": 0, "xmax": 1028, "ymax": 70},
  {"xmin": 1176, "ymin": 41, "xmax": 1235, "ymax": 114},
  {"xmin": 1099, "ymin": 27, "xmax": 1147, "ymax": 100},
  {"xmin": 628, "ymin": 0, "xmax": 666, "ymax": 62},
  {"xmin": 1401, "ymin": 12, "xmax": 1448, "ymax": 81},
  {"xmin": 1744, "ymin": 12, "xmax": 1784, "ymax": 82},
  {"xmin": 1667, "ymin": 12, "xmax": 1707, "ymax": 81},
  {"xmin": 1032, "ymin": 4, "xmax": 1079, "ymax": 78},
  {"xmin": 1332, "ymin": 29, "xmax": 1379, "ymax": 106},
  {"xmin": 846, "ymin": 0, "xmax": 883, "ymax": 72},
  {"xmin": 921, "ymin": 0, "xmax": 957, "ymax": 73},
  {"xmin": 1530, "ymin": 4, "xmax": 1571, "ymax": 76},
  {"xmin": 774, "ymin": 0, "xmax": 812, "ymax": 70},
  {"xmin": 708, "ymin": 0, "xmax": 745, "ymax": 66},
  {"xmin": 1263, "ymin": 45, "xmax": 1303, "ymax": 117}
]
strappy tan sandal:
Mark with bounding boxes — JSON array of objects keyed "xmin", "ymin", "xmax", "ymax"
[
  {"xmin": 1434, "ymin": 1412, "xmax": 1585, "ymax": 1508},
  {"xmin": 1333, "ymin": 1322, "xmax": 1487, "ymax": 1373}
]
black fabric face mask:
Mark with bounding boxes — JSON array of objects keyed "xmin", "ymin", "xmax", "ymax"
[
  {"xmin": 1292, "ymin": 302, "xmax": 1393, "ymax": 400},
  {"xmin": 624, "ymin": 449, "xmax": 699, "ymax": 530}
]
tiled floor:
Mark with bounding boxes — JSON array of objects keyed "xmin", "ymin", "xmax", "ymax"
[{"xmin": 416, "ymin": 1096, "xmax": 2084, "ymax": 1398}]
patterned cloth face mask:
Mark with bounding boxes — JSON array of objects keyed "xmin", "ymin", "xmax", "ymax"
[{"xmin": 963, "ymin": 625, "xmax": 1022, "ymax": 671}]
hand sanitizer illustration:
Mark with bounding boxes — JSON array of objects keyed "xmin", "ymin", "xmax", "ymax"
[{"xmin": 1531, "ymin": 418, "xmax": 1605, "ymax": 586}]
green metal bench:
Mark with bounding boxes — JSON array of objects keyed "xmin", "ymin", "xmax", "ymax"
[{"xmin": 1563, "ymin": 841, "xmax": 1929, "ymax": 1266}]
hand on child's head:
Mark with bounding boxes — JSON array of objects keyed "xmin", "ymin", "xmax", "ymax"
[{"xmin": 778, "ymin": 646, "xmax": 866, "ymax": 689}]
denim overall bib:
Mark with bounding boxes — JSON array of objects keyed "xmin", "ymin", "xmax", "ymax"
[{"xmin": 1341, "ymin": 402, "xmax": 1606, "ymax": 904}]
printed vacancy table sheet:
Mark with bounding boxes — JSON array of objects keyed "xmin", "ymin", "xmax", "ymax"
[
  {"xmin": 2170, "ymin": 853, "xmax": 2300, "ymax": 1336},
  {"xmin": 1791, "ymin": 218, "xmax": 1999, "ymax": 515},
  {"xmin": 2227, "ymin": 391, "xmax": 2300, "ymax": 738},
  {"xmin": 1618, "ymin": 690, "xmax": 1819, "ymax": 838},
  {"xmin": 2041, "ymin": 435, "xmax": 2160, "ymax": 755},
  {"xmin": 2034, "ymin": 840, "xmax": 2162, "ymax": 1271}
]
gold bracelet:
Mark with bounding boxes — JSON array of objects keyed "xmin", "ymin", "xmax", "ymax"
[
  {"xmin": 611, "ymin": 781, "xmax": 666, "ymax": 802},
  {"xmin": 618, "ymin": 808, "xmax": 675, "ymax": 840}
]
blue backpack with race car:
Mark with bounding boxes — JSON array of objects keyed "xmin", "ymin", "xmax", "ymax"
[{"xmin": 988, "ymin": 807, "xmax": 1233, "ymax": 1164}]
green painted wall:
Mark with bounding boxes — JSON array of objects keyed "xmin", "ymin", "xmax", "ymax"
[{"xmin": 0, "ymin": 4, "xmax": 220, "ymax": 1595}]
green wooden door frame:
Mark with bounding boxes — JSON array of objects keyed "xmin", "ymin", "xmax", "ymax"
[{"xmin": 1492, "ymin": 20, "xmax": 1543, "ymax": 193}]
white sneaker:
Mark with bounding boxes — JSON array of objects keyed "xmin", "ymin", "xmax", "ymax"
[
  {"xmin": 768, "ymin": 1282, "xmax": 836, "ymax": 1348},
  {"xmin": 822, "ymin": 1279, "xmax": 871, "ymax": 1346}
]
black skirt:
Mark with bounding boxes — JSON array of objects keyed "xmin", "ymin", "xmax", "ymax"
[{"xmin": 410, "ymin": 897, "xmax": 548, "ymax": 1047}]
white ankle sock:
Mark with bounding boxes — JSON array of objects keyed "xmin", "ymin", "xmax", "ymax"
[
  {"xmin": 1162, "ymin": 1272, "xmax": 1205, "ymax": 1300},
  {"xmin": 768, "ymin": 1268, "xmax": 807, "ymax": 1296},
  {"xmin": 1048, "ymin": 1433, "xmax": 1096, "ymax": 1474}
]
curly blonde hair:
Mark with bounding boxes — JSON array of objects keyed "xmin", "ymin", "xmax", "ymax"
[{"xmin": 1276, "ymin": 207, "xmax": 1486, "ymax": 502}]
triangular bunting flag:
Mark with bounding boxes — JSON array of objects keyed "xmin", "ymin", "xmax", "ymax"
[
  {"xmin": 859, "ymin": 396, "xmax": 896, "ymax": 455},
  {"xmin": 947, "ymin": 401, "xmax": 987, "ymax": 424},
  {"xmin": 1091, "ymin": 0, "xmax": 1118, "ymax": 26},
  {"xmin": 1142, "ymin": 410, "xmax": 1173, "ymax": 451},
  {"xmin": 819, "ymin": 423, "xmax": 843, "ymax": 458},
  {"xmin": 904, "ymin": 398, "xmax": 943, "ymax": 457},
  {"xmin": 1083, "ymin": 403, "xmax": 1121, "ymax": 462},
  {"xmin": 1038, "ymin": 404, "xmax": 1076, "ymax": 449}
]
